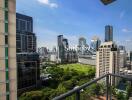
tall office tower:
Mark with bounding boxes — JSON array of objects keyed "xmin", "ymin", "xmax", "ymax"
[
  {"xmin": 0, "ymin": 0, "xmax": 17, "ymax": 100},
  {"xmin": 119, "ymin": 45, "xmax": 126, "ymax": 68},
  {"xmin": 90, "ymin": 36, "xmax": 101, "ymax": 51},
  {"xmin": 105, "ymin": 25, "xmax": 113, "ymax": 42},
  {"xmin": 78, "ymin": 37, "xmax": 88, "ymax": 55},
  {"xmin": 78, "ymin": 37, "xmax": 87, "ymax": 46},
  {"xmin": 38, "ymin": 47, "xmax": 48, "ymax": 58},
  {"xmin": 96, "ymin": 42, "xmax": 119, "ymax": 85},
  {"xmin": 63, "ymin": 38, "xmax": 69, "ymax": 49},
  {"xmin": 126, "ymin": 51, "xmax": 132, "ymax": 70},
  {"xmin": 16, "ymin": 13, "xmax": 40, "ymax": 95},
  {"xmin": 16, "ymin": 13, "xmax": 36, "ymax": 52},
  {"xmin": 57, "ymin": 35, "xmax": 65, "ymax": 63}
]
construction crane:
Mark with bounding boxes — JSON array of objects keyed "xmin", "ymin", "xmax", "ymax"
[{"xmin": 100, "ymin": 0, "xmax": 116, "ymax": 5}]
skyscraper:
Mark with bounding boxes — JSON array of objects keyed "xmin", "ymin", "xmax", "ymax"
[
  {"xmin": 119, "ymin": 45, "xmax": 126, "ymax": 68},
  {"xmin": 0, "ymin": 0, "xmax": 17, "ymax": 100},
  {"xmin": 78, "ymin": 37, "xmax": 87, "ymax": 46},
  {"xmin": 90, "ymin": 36, "xmax": 101, "ymax": 51},
  {"xmin": 57, "ymin": 35, "xmax": 77, "ymax": 63},
  {"xmin": 78, "ymin": 37, "xmax": 88, "ymax": 55},
  {"xmin": 105, "ymin": 25, "xmax": 113, "ymax": 42},
  {"xmin": 16, "ymin": 13, "xmax": 40, "ymax": 95},
  {"xmin": 16, "ymin": 13, "xmax": 36, "ymax": 52},
  {"xmin": 96, "ymin": 42, "xmax": 119, "ymax": 85},
  {"xmin": 57, "ymin": 35, "xmax": 65, "ymax": 63}
]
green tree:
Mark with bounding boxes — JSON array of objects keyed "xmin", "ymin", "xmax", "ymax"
[{"xmin": 117, "ymin": 92, "xmax": 126, "ymax": 100}]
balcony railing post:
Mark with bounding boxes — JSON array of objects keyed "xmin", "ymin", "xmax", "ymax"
[
  {"xmin": 109, "ymin": 75, "xmax": 112, "ymax": 100},
  {"xmin": 106, "ymin": 74, "xmax": 109, "ymax": 100},
  {"xmin": 76, "ymin": 91, "xmax": 80, "ymax": 100}
]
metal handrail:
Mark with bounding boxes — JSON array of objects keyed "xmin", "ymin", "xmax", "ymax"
[{"xmin": 53, "ymin": 73, "xmax": 132, "ymax": 100}]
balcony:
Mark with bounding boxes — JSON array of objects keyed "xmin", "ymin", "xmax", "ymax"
[{"xmin": 53, "ymin": 73, "xmax": 132, "ymax": 100}]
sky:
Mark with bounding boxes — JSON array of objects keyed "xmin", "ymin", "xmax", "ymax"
[{"xmin": 16, "ymin": 0, "xmax": 132, "ymax": 50}]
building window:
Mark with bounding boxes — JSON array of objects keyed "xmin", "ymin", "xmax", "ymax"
[
  {"xmin": 6, "ymin": 71, "xmax": 9, "ymax": 80},
  {"xmin": 5, "ymin": 59, "xmax": 8, "ymax": 69},
  {"xmin": 5, "ymin": 0, "xmax": 8, "ymax": 8},
  {"xmin": 5, "ymin": 35, "xmax": 8, "ymax": 45},
  {"xmin": 20, "ymin": 20, "xmax": 26, "ymax": 31},
  {"xmin": 5, "ymin": 47, "xmax": 8, "ymax": 57},
  {"xmin": 6, "ymin": 83, "xmax": 9, "ymax": 92},
  {"xmin": 6, "ymin": 94, "xmax": 9, "ymax": 100},
  {"xmin": 5, "ymin": 11, "xmax": 8, "ymax": 21},
  {"xmin": 16, "ymin": 19, "xmax": 20, "ymax": 30},
  {"xmin": 5, "ymin": 23, "xmax": 8, "ymax": 33}
]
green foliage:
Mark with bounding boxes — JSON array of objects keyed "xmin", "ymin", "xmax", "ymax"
[
  {"xmin": 19, "ymin": 63, "xmax": 96, "ymax": 100},
  {"xmin": 126, "ymin": 83, "xmax": 132, "ymax": 100},
  {"xmin": 62, "ymin": 79, "xmax": 77, "ymax": 90},
  {"xmin": 117, "ymin": 92, "xmax": 126, "ymax": 100},
  {"xmin": 19, "ymin": 91, "xmax": 43, "ymax": 100}
]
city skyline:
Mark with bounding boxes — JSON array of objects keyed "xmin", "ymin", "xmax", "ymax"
[{"xmin": 17, "ymin": 0, "xmax": 132, "ymax": 50}]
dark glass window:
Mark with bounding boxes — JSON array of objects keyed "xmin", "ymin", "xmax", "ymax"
[
  {"xmin": 5, "ymin": 59, "xmax": 8, "ymax": 69},
  {"xmin": 6, "ymin": 83, "xmax": 9, "ymax": 92},
  {"xmin": 16, "ymin": 19, "xmax": 19, "ymax": 30},
  {"xmin": 6, "ymin": 71, "xmax": 9, "ymax": 80},
  {"xmin": 5, "ymin": 11, "xmax": 8, "ymax": 21},
  {"xmin": 5, "ymin": 35, "xmax": 8, "ymax": 45},
  {"xmin": 5, "ymin": 47, "xmax": 8, "ymax": 57},
  {"xmin": 5, "ymin": 23, "xmax": 8, "ymax": 33},
  {"xmin": 20, "ymin": 20, "xmax": 26, "ymax": 31},
  {"xmin": 5, "ymin": 0, "xmax": 8, "ymax": 8},
  {"xmin": 27, "ymin": 21, "xmax": 31, "ymax": 32}
]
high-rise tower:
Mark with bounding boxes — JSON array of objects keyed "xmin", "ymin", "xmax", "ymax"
[
  {"xmin": 96, "ymin": 42, "xmax": 119, "ymax": 85},
  {"xmin": 105, "ymin": 25, "xmax": 113, "ymax": 42},
  {"xmin": 0, "ymin": 0, "xmax": 17, "ymax": 100}
]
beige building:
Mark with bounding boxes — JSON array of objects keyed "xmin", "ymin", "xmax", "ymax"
[
  {"xmin": 0, "ymin": 0, "xmax": 17, "ymax": 100},
  {"xmin": 96, "ymin": 42, "xmax": 119, "ymax": 85}
]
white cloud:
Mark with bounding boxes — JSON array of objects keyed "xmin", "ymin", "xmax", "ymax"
[
  {"xmin": 120, "ymin": 11, "xmax": 125, "ymax": 19},
  {"xmin": 122, "ymin": 28, "xmax": 132, "ymax": 33},
  {"xmin": 37, "ymin": 0, "xmax": 58, "ymax": 8}
]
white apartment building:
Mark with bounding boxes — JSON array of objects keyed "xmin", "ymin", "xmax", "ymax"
[{"xmin": 96, "ymin": 42, "xmax": 119, "ymax": 85}]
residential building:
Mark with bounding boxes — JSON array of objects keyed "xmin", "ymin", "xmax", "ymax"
[
  {"xmin": 105, "ymin": 25, "xmax": 113, "ymax": 42},
  {"xmin": 16, "ymin": 13, "xmax": 36, "ymax": 52},
  {"xmin": 96, "ymin": 42, "xmax": 119, "ymax": 85},
  {"xmin": 0, "ymin": 0, "xmax": 17, "ymax": 100}
]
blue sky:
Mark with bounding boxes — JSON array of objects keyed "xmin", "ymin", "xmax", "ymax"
[{"xmin": 17, "ymin": 0, "xmax": 132, "ymax": 50}]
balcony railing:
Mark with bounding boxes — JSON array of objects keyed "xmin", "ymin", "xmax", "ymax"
[{"xmin": 53, "ymin": 73, "xmax": 132, "ymax": 100}]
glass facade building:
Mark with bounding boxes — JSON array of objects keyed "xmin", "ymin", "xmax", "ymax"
[
  {"xmin": 105, "ymin": 25, "xmax": 113, "ymax": 42},
  {"xmin": 16, "ymin": 13, "xmax": 36, "ymax": 52},
  {"xmin": 16, "ymin": 13, "xmax": 40, "ymax": 95},
  {"xmin": 17, "ymin": 53, "xmax": 40, "ymax": 95}
]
